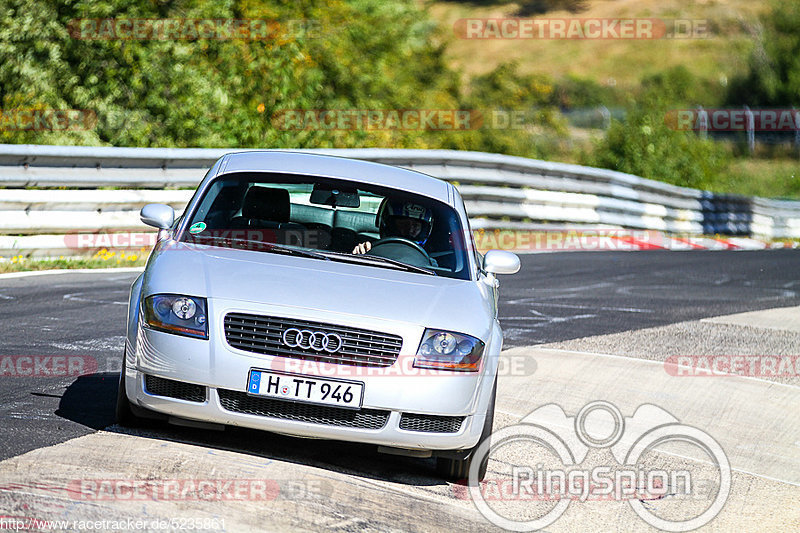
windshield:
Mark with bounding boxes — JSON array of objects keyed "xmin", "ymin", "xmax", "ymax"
[{"xmin": 180, "ymin": 172, "xmax": 471, "ymax": 280}]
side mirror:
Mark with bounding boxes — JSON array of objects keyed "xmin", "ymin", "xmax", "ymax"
[
  {"xmin": 483, "ymin": 249, "xmax": 520, "ymax": 275},
  {"xmin": 140, "ymin": 203, "xmax": 175, "ymax": 229}
]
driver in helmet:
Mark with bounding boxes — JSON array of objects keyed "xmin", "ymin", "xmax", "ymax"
[{"xmin": 352, "ymin": 199, "xmax": 433, "ymax": 256}]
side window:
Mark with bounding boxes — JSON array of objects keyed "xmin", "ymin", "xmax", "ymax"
[
  {"xmin": 457, "ymin": 195, "xmax": 483, "ymax": 276},
  {"xmin": 191, "ymin": 180, "xmax": 225, "ymax": 222}
]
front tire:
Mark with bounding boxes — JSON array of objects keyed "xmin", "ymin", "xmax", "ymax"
[
  {"xmin": 436, "ymin": 378, "xmax": 496, "ymax": 483},
  {"xmin": 115, "ymin": 364, "xmax": 142, "ymax": 427},
  {"xmin": 115, "ymin": 350, "xmax": 156, "ymax": 427}
]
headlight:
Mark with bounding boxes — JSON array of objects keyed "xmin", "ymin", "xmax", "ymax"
[
  {"xmin": 143, "ymin": 294, "xmax": 208, "ymax": 339},
  {"xmin": 414, "ymin": 329, "xmax": 485, "ymax": 371}
]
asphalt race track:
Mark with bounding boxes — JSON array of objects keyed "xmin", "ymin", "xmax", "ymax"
[
  {"xmin": 0, "ymin": 250, "xmax": 798, "ymax": 531},
  {"xmin": 499, "ymin": 250, "xmax": 800, "ymax": 346}
]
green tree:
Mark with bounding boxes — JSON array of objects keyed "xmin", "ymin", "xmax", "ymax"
[
  {"xmin": 441, "ymin": 62, "xmax": 567, "ymax": 158},
  {"xmin": 588, "ymin": 87, "xmax": 729, "ymax": 190},
  {"xmin": 0, "ymin": 0, "xmax": 465, "ymax": 148},
  {"xmin": 726, "ymin": 0, "xmax": 800, "ymax": 106}
]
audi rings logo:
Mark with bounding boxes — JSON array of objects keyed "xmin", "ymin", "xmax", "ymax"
[{"xmin": 282, "ymin": 328, "xmax": 343, "ymax": 353}]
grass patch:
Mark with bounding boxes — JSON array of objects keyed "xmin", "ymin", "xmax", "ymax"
[
  {"xmin": 717, "ymin": 158, "xmax": 800, "ymax": 199},
  {"xmin": 0, "ymin": 249, "xmax": 148, "ymax": 274},
  {"xmin": 427, "ymin": 0, "xmax": 762, "ymax": 89}
]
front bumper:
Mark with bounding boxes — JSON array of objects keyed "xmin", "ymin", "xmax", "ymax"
[
  {"xmin": 125, "ymin": 368, "xmax": 488, "ymax": 451},
  {"xmin": 125, "ymin": 298, "xmax": 498, "ymax": 451}
]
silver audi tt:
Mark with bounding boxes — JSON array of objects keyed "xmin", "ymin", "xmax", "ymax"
[{"xmin": 117, "ymin": 151, "xmax": 519, "ymax": 481}]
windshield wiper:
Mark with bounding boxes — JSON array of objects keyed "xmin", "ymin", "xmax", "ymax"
[
  {"xmin": 185, "ymin": 234, "xmax": 433, "ymax": 273},
  {"xmin": 260, "ymin": 243, "xmax": 331, "ymax": 261},
  {"xmin": 320, "ymin": 250, "xmax": 436, "ymax": 276},
  {"xmin": 188, "ymin": 235, "xmax": 330, "ymax": 261}
]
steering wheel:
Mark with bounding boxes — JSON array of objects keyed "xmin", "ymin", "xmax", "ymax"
[{"xmin": 368, "ymin": 237, "xmax": 434, "ymax": 267}]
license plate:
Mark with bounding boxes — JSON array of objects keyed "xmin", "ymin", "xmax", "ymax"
[{"xmin": 247, "ymin": 369, "xmax": 364, "ymax": 409}]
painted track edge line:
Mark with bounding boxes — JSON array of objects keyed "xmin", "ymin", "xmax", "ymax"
[
  {"xmin": 514, "ymin": 346, "xmax": 800, "ymax": 391},
  {"xmin": 0, "ymin": 267, "xmax": 144, "ymax": 280}
]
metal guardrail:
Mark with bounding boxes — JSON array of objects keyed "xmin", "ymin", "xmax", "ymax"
[{"xmin": 0, "ymin": 144, "xmax": 798, "ymax": 256}]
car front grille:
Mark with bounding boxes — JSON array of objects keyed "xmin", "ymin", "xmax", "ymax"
[
  {"xmin": 217, "ymin": 389, "xmax": 390, "ymax": 430},
  {"xmin": 399, "ymin": 413, "xmax": 465, "ymax": 433},
  {"xmin": 144, "ymin": 375, "xmax": 207, "ymax": 403},
  {"xmin": 224, "ymin": 312, "xmax": 403, "ymax": 367}
]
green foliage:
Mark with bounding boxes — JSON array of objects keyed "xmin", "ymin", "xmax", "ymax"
[
  {"xmin": 726, "ymin": 0, "xmax": 800, "ymax": 106},
  {"xmin": 441, "ymin": 62, "xmax": 567, "ymax": 159},
  {"xmin": 587, "ymin": 74, "xmax": 730, "ymax": 190},
  {"xmin": 0, "ymin": 6, "xmax": 570, "ymax": 158},
  {"xmin": 516, "ymin": 0, "xmax": 588, "ymax": 17},
  {"xmin": 552, "ymin": 75, "xmax": 621, "ymax": 109},
  {"xmin": 640, "ymin": 65, "xmax": 723, "ymax": 108},
  {"xmin": 0, "ymin": 0, "xmax": 465, "ymax": 148},
  {"xmin": 2, "ymin": 0, "xmax": 780, "ymax": 198},
  {"xmin": 467, "ymin": 63, "xmax": 555, "ymax": 109}
]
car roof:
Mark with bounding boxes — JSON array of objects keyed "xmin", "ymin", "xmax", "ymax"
[{"xmin": 213, "ymin": 150, "xmax": 452, "ymax": 203}]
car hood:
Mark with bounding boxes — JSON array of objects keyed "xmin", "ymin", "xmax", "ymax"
[{"xmin": 142, "ymin": 241, "xmax": 494, "ymax": 335}]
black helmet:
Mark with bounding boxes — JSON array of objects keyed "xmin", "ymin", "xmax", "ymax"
[{"xmin": 377, "ymin": 199, "xmax": 434, "ymax": 246}]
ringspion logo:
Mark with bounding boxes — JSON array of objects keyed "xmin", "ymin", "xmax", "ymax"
[{"xmin": 467, "ymin": 402, "xmax": 730, "ymax": 531}]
